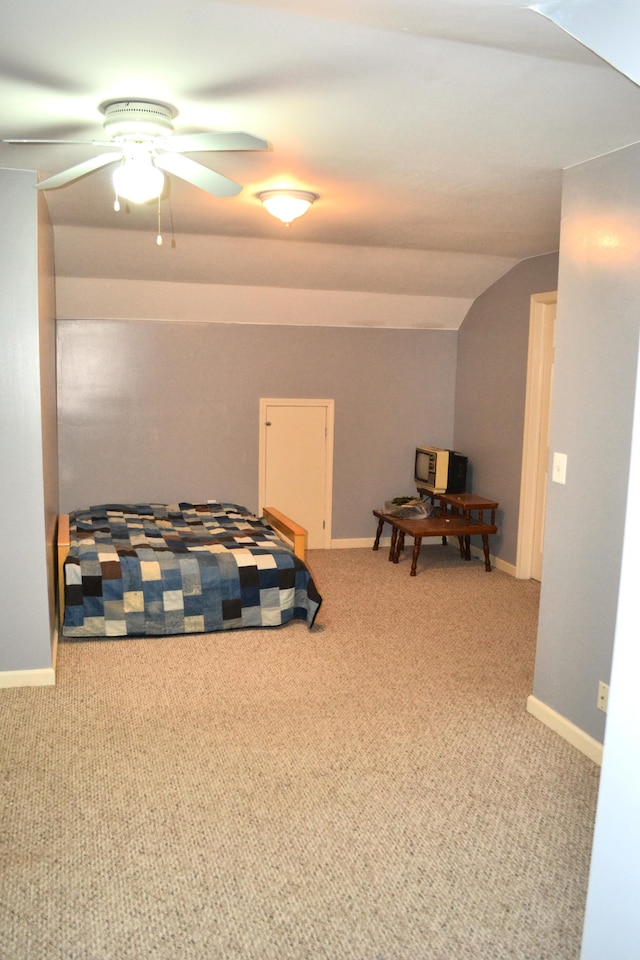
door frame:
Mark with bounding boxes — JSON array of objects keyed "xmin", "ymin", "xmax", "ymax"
[
  {"xmin": 516, "ymin": 291, "xmax": 557, "ymax": 579},
  {"xmin": 258, "ymin": 398, "xmax": 334, "ymax": 550}
]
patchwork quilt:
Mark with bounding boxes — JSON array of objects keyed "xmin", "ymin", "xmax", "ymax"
[{"xmin": 62, "ymin": 502, "xmax": 322, "ymax": 638}]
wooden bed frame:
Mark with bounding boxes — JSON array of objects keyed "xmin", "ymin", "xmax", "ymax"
[
  {"xmin": 56, "ymin": 506, "xmax": 308, "ymax": 625},
  {"xmin": 261, "ymin": 506, "xmax": 308, "ymax": 560}
]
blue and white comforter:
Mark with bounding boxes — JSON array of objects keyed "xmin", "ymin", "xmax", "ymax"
[{"xmin": 62, "ymin": 502, "xmax": 322, "ymax": 637}]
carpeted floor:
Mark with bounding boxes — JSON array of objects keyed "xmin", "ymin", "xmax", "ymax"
[{"xmin": 0, "ymin": 545, "xmax": 600, "ymax": 959}]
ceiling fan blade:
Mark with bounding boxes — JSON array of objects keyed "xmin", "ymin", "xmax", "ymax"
[
  {"xmin": 36, "ymin": 153, "xmax": 120, "ymax": 190},
  {"xmin": 3, "ymin": 138, "xmax": 97, "ymax": 145},
  {"xmin": 163, "ymin": 131, "xmax": 268, "ymax": 153},
  {"xmin": 155, "ymin": 153, "xmax": 242, "ymax": 198}
]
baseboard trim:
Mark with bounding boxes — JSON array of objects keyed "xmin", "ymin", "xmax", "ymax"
[
  {"xmin": 0, "ymin": 667, "xmax": 56, "ymax": 689},
  {"xmin": 527, "ymin": 695, "xmax": 603, "ymax": 766},
  {"xmin": 468, "ymin": 544, "xmax": 517, "ymax": 577},
  {"xmin": 330, "ymin": 537, "xmax": 391, "ymax": 549}
]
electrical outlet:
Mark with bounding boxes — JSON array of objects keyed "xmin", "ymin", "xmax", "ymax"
[{"xmin": 597, "ymin": 681, "xmax": 609, "ymax": 713}]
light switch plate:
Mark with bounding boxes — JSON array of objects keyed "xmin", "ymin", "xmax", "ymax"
[{"xmin": 552, "ymin": 452, "xmax": 567, "ymax": 484}]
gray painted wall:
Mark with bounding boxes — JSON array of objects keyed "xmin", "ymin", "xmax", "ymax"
[
  {"xmin": 533, "ymin": 144, "xmax": 640, "ymax": 744},
  {"xmin": 57, "ymin": 320, "xmax": 458, "ymax": 539},
  {"xmin": 0, "ymin": 169, "xmax": 57, "ymax": 672},
  {"xmin": 453, "ymin": 253, "xmax": 560, "ymax": 565},
  {"xmin": 580, "ymin": 299, "xmax": 640, "ymax": 959}
]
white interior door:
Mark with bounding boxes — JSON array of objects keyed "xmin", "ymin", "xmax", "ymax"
[{"xmin": 259, "ymin": 399, "xmax": 334, "ymax": 549}]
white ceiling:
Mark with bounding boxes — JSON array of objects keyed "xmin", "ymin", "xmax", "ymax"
[{"xmin": 2, "ymin": 0, "xmax": 640, "ymax": 300}]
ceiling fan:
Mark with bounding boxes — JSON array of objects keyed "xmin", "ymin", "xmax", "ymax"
[{"xmin": 3, "ymin": 98, "xmax": 269, "ymax": 204}]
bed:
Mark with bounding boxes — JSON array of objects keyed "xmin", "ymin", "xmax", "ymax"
[{"xmin": 57, "ymin": 502, "xmax": 321, "ymax": 638}]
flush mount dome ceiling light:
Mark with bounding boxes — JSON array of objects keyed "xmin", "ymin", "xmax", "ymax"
[{"xmin": 257, "ymin": 189, "xmax": 318, "ymax": 224}]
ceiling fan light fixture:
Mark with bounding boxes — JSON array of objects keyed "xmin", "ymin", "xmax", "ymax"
[
  {"xmin": 258, "ymin": 189, "xmax": 318, "ymax": 224},
  {"xmin": 113, "ymin": 151, "xmax": 165, "ymax": 204}
]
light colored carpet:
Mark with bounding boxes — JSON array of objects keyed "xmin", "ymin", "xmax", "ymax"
[{"xmin": 0, "ymin": 544, "xmax": 599, "ymax": 959}]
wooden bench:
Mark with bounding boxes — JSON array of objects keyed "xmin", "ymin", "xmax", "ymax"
[{"xmin": 373, "ymin": 509, "xmax": 498, "ymax": 576}]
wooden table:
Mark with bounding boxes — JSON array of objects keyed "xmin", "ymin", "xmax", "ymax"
[
  {"xmin": 436, "ymin": 492, "xmax": 498, "ymax": 526},
  {"xmin": 435, "ymin": 493, "xmax": 498, "ymax": 559},
  {"xmin": 416, "ymin": 488, "xmax": 498, "ymax": 523},
  {"xmin": 415, "ymin": 490, "xmax": 499, "ymax": 555},
  {"xmin": 373, "ymin": 509, "xmax": 498, "ymax": 576}
]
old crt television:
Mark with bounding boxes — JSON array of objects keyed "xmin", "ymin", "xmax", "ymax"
[{"xmin": 414, "ymin": 445, "xmax": 468, "ymax": 495}]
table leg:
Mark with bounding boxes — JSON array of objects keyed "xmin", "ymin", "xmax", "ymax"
[
  {"xmin": 410, "ymin": 537, "xmax": 422, "ymax": 576},
  {"xmin": 373, "ymin": 516, "xmax": 385, "ymax": 551},
  {"xmin": 392, "ymin": 529, "xmax": 406, "ymax": 563},
  {"xmin": 481, "ymin": 535, "xmax": 492, "ymax": 571},
  {"xmin": 389, "ymin": 526, "xmax": 398, "ymax": 561},
  {"xmin": 464, "ymin": 534, "xmax": 471, "ymax": 560}
]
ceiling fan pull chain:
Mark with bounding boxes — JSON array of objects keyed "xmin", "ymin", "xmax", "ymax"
[
  {"xmin": 114, "ymin": 154, "xmax": 124, "ymax": 211},
  {"xmin": 156, "ymin": 197, "xmax": 163, "ymax": 246},
  {"xmin": 169, "ymin": 197, "xmax": 177, "ymax": 249}
]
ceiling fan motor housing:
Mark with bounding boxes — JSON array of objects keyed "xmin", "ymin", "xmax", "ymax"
[{"xmin": 100, "ymin": 99, "xmax": 177, "ymax": 142}]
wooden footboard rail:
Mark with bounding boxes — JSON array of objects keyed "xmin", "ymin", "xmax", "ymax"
[
  {"xmin": 57, "ymin": 514, "xmax": 70, "ymax": 625},
  {"xmin": 262, "ymin": 506, "xmax": 307, "ymax": 560}
]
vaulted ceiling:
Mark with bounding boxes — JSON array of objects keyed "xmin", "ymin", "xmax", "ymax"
[{"xmin": 2, "ymin": 0, "xmax": 640, "ymax": 301}]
